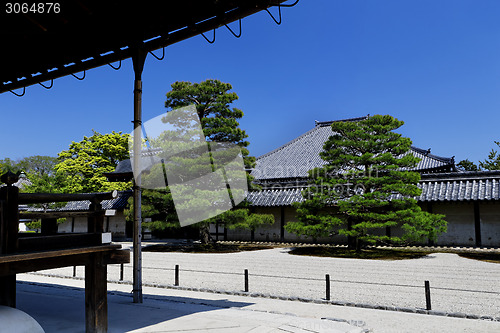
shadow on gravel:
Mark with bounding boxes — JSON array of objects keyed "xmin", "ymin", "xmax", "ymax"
[
  {"xmin": 458, "ymin": 252, "xmax": 500, "ymax": 264},
  {"xmin": 142, "ymin": 243, "xmax": 274, "ymax": 253}
]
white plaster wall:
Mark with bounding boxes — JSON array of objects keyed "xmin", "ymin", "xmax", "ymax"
[
  {"xmin": 56, "ymin": 212, "xmax": 127, "ymax": 239},
  {"xmin": 433, "ymin": 202, "xmax": 476, "ymax": 246},
  {"xmin": 479, "ymin": 202, "xmax": 500, "ymax": 247}
]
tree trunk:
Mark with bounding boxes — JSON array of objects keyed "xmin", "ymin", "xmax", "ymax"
[
  {"xmin": 199, "ymin": 223, "xmax": 213, "ymax": 244},
  {"xmin": 355, "ymin": 237, "xmax": 363, "ymax": 252},
  {"xmin": 347, "ymin": 218, "xmax": 356, "ymax": 250}
]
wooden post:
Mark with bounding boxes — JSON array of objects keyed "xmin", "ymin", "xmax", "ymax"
[
  {"xmin": 325, "ymin": 274, "xmax": 330, "ymax": 301},
  {"xmin": 244, "ymin": 269, "xmax": 249, "ymax": 292},
  {"xmin": 132, "ymin": 47, "xmax": 146, "ymax": 304},
  {"xmin": 85, "ymin": 253, "xmax": 108, "ymax": 333},
  {"xmin": 474, "ymin": 202, "xmax": 482, "ymax": 247},
  {"xmin": 41, "ymin": 218, "xmax": 58, "ymax": 235},
  {"xmin": 174, "ymin": 265, "xmax": 179, "ymax": 286},
  {"xmin": 425, "ymin": 280, "xmax": 432, "ymax": 310},
  {"xmin": 0, "ymin": 177, "xmax": 19, "ymax": 307},
  {"xmin": 88, "ymin": 199, "xmax": 104, "ymax": 234},
  {"xmin": 427, "ymin": 203, "xmax": 435, "ymax": 246},
  {"xmin": 280, "ymin": 206, "xmax": 285, "ymax": 242},
  {"xmin": 120, "ymin": 263, "xmax": 124, "ymax": 281}
]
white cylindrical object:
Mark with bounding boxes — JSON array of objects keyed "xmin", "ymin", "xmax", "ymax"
[{"xmin": 0, "ymin": 305, "xmax": 44, "ymax": 333}]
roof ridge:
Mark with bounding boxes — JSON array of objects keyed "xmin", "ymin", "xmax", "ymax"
[
  {"xmin": 421, "ymin": 170, "xmax": 500, "ymax": 180},
  {"xmin": 314, "ymin": 115, "xmax": 369, "ymax": 127},
  {"xmin": 257, "ymin": 125, "xmax": 323, "ymax": 160},
  {"xmin": 257, "ymin": 116, "xmax": 369, "ymax": 160},
  {"xmin": 410, "ymin": 146, "xmax": 454, "ymax": 164}
]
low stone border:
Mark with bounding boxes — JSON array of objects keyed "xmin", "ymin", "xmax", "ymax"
[
  {"xmin": 25, "ymin": 272, "xmax": 500, "ymax": 322},
  {"xmin": 217, "ymin": 240, "xmax": 500, "ymax": 253}
]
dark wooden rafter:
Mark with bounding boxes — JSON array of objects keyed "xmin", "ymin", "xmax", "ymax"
[{"xmin": 0, "ymin": 0, "xmax": 294, "ymax": 94}]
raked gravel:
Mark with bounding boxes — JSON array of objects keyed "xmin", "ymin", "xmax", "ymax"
[{"xmin": 34, "ymin": 246, "xmax": 500, "ymax": 319}]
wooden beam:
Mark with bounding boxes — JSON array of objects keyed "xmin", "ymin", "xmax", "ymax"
[
  {"xmin": 0, "ymin": 247, "xmax": 129, "ymax": 276},
  {"xmin": 18, "ymin": 191, "xmax": 117, "ymax": 204},
  {"xmin": 20, "ymin": 210, "xmax": 104, "ymax": 219},
  {"xmin": 0, "ymin": 245, "xmax": 123, "ymax": 264},
  {"xmin": 18, "ymin": 233, "xmax": 102, "ymax": 252}
]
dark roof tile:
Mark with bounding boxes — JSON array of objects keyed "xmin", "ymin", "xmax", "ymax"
[
  {"xmin": 247, "ymin": 171, "xmax": 500, "ymax": 206},
  {"xmin": 252, "ymin": 119, "xmax": 456, "ymax": 180}
]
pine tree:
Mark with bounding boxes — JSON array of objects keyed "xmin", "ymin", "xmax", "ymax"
[
  {"xmin": 140, "ymin": 80, "xmax": 273, "ymax": 242},
  {"xmin": 285, "ymin": 115, "xmax": 447, "ymax": 251}
]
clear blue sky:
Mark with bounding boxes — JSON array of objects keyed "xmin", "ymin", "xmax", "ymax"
[{"xmin": 1, "ymin": 0, "xmax": 499, "ymax": 165}]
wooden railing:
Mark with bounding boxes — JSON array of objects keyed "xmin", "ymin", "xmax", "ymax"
[{"xmin": 0, "ymin": 171, "xmax": 129, "ymax": 333}]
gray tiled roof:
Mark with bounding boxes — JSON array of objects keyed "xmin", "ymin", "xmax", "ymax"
[
  {"xmin": 419, "ymin": 171, "xmax": 500, "ymax": 202},
  {"xmin": 251, "ymin": 119, "xmax": 455, "ymax": 180},
  {"xmin": 247, "ymin": 171, "xmax": 500, "ymax": 206},
  {"xmin": 27, "ymin": 191, "xmax": 133, "ymax": 212}
]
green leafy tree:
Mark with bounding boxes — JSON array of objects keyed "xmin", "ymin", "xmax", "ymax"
[
  {"xmin": 285, "ymin": 115, "xmax": 447, "ymax": 251},
  {"xmin": 0, "ymin": 158, "xmax": 16, "ymax": 175},
  {"xmin": 55, "ymin": 130, "xmax": 132, "ymax": 193},
  {"xmin": 17, "ymin": 155, "xmax": 58, "ymax": 176},
  {"xmin": 479, "ymin": 141, "xmax": 500, "ymax": 170},
  {"xmin": 457, "ymin": 159, "xmax": 480, "ymax": 172},
  {"xmin": 20, "ymin": 155, "xmax": 66, "ymax": 210},
  {"xmin": 138, "ymin": 80, "xmax": 272, "ymax": 243}
]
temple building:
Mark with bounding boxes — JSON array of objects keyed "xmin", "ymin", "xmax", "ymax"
[{"xmin": 223, "ymin": 117, "xmax": 500, "ymax": 247}]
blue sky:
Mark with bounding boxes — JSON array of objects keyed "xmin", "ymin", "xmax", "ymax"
[{"xmin": 1, "ymin": 0, "xmax": 499, "ymax": 166}]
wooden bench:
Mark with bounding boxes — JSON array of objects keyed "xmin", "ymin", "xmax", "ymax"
[{"xmin": 0, "ymin": 172, "xmax": 130, "ymax": 333}]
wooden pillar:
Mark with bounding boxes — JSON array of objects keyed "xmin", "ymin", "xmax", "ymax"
[
  {"xmin": 88, "ymin": 199, "xmax": 104, "ymax": 234},
  {"xmin": 427, "ymin": 203, "xmax": 435, "ymax": 246},
  {"xmin": 132, "ymin": 47, "xmax": 146, "ymax": 304},
  {"xmin": 280, "ymin": 206, "xmax": 285, "ymax": 242},
  {"xmin": 85, "ymin": 253, "xmax": 108, "ymax": 333},
  {"xmin": 474, "ymin": 202, "xmax": 482, "ymax": 247},
  {"xmin": 0, "ymin": 178, "xmax": 19, "ymax": 308}
]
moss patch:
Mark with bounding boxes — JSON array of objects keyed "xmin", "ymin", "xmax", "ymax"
[{"xmin": 288, "ymin": 246, "xmax": 433, "ymax": 260}]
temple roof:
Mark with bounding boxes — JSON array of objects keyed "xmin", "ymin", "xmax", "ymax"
[
  {"xmin": 247, "ymin": 171, "xmax": 500, "ymax": 206},
  {"xmin": 251, "ymin": 118, "xmax": 456, "ymax": 180}
]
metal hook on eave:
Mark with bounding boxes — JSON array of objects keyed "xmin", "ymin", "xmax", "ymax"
[
  {"xmin": 108, "ymin": 59, "xmax": 121, "ymax": 70},
  {"xmin": 149, "ymin": 47, "xmax": 165, "ymax": 61},
  {"xmin": 71, "ymin": 70, "xmax": 86, "ymax": 81},
  {"xmin": 225, "ymin": 18, "xmax": 242, "ymax": 38},
  {"xmin": 39, "ymin": 79, "xmax": 53, "ymax": 89},
  {"xmin": 278, "ymin": 0, "xmax": 300, "ymax": 8},
  {"xmin": 201, "ymin": 28, "xmax": 216, "ymax": 44},
  {"xmin": 9, "ymin": 86, "xmax": 26, "ymax": 97},
  {"xmin": 266, "ymin": 4, "xmax": 282, "ymax": 25}
]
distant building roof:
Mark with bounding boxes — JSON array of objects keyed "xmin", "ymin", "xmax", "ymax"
[
  {"xmin": 251, "ymin": 118, "xmax": 456, "ymax": 181},
  {"xmin": 104, "ymin": 148, "xmax": 163, "ymax": 182},
  {"xmin": 26, "ymin": 191, "xmax": 132, "ymax": 212},
  {"xmin": 247, "ymin": 171, "xmax": 500, "ymax": 206}
]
